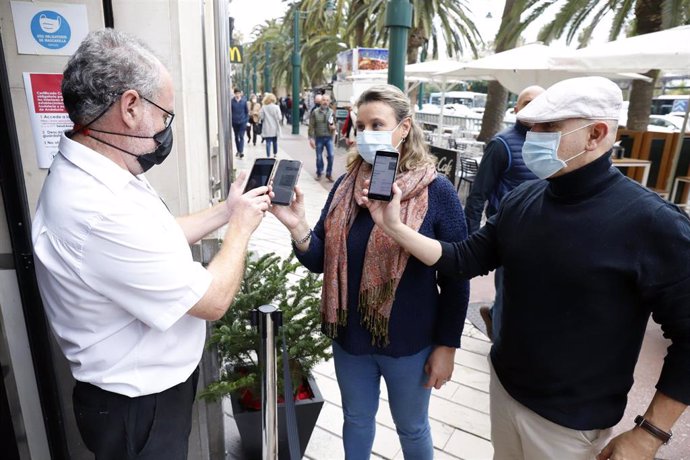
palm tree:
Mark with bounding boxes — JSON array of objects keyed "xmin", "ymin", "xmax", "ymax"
[
  {"xmin": 244, "ymin": 20, "xmax": 293, "ymax": 93},
  {"xmin": 338, "ymin": 0, "xmax": 482, "ymax": 105},
  {"xmin": 288, "ymin": 0, "xmax": 483, "ymax": 81},
  {"xmin": 477, "ymin": 0, "xmax": 548, "ymax": 142},
  {"xmin": 522, "ymin": 0, "xmax": 690, "ymax": 130},
  {"xmin": 364, "ymin": 0, "xmax": 482, "ymax": 63}
]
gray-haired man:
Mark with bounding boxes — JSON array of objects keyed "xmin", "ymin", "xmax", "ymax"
[{"xmin": 32, "ymin": 29, "xmax": 270, "ymax": 459}]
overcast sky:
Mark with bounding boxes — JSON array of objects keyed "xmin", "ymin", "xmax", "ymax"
[{"xmin": 228, "ymin": 0, "xmax": 613, "ymax": 53}]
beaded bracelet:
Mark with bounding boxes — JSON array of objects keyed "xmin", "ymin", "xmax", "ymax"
[{"xmin": 291, "ymin": 229, "xmax": 312, "ymax": 246}]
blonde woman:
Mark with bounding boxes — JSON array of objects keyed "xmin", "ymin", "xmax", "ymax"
[
  {"xmin": 259, "ymin": 93, "xmax": 282, "ymax": 157},
  {"xmin": 271, "ymin": 84, "xmax": 469, "ymax": 459},
  {"xmin": 247, "ymin": 93, "xmax": 261, "ymax": 146}
]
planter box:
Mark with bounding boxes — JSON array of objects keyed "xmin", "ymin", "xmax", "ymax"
[{"xmin": 230, "ymin": 376, "xmax": 324, "ymax": 460}]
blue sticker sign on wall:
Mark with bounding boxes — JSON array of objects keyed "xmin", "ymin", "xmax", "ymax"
[{"xmin": 30, "ymin": 10, "xmax": 71, "ymax": 50}]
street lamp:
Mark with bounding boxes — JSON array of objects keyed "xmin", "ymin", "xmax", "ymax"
[
  {"xmin": 417, "ymin": 45, "xmax": 428, "ymax": 109},
  {"xmin": 252, "ymin": 54, "xmax": 258, "ymax": 95},
  {"xmin": 385, "ymin": 0, "xmax": 413, "ymax": 91},
  {"xmin": 264, "ymin": 43, "xmax": 272, "ymax": 93},
  {"xmin": 291, "ymin": 0, "xmax": 335, "ymax": 134}
]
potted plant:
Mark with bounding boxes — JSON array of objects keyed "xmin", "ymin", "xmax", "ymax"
[{"xmin": 201, "ymin": 252, "xmax": 332, "ymax": 459}]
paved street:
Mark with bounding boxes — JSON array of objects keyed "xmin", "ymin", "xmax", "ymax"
[{"xmin": 223, "ymin": 125, "xmax": 689, "ymax": 460}]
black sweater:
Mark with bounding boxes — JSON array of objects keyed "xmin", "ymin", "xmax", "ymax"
[{"xmin": 435, "ymin": 151, "xmax": 690, "ymax": 430}]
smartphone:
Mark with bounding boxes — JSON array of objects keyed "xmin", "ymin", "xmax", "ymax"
[
  {"xmin": 243, "ymin": 158, "xmax": 276, "ymax": 193},
  {"xmin": 367, "ymin": 151, "xmax": 399, "ymax": 201},
  {"xmin": 271, "ymin": 159, "xmax": 302, "ymax": 206}
]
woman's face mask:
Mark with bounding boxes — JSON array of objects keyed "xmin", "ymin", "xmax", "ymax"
[
  {"xmin": 356, "ymin": 118, "xmax": 406, "ymax": 164},
  {"xmin": 522, "ymin": 123, "xmax": 594, "ymax": 179}
]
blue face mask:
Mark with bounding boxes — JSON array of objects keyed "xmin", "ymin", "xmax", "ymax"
[
  {"xmin": 522, "ymin": 123, "xmax": 594, "ymax": 179},
  {"xmin": 356, "ymin": 119, "xmax": 406, "ymax": 164}
]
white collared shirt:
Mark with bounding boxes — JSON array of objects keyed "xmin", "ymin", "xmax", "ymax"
[{"xmin": 32, "ymin": 134, "xmax": 212, "ymax": 397}]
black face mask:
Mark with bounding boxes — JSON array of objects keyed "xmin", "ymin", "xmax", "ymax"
[
  {"xmin": 131, "ymin": 123, "xmax": 173, "ymax": 172},
  {"xmin": 74, "ymin": 95, "xmax": 175, "ymax": 172}
]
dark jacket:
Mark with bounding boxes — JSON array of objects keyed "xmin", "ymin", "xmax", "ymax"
[
  {"xmin": 465, "ymin": 122, "xmax": 537, "ymax": 234},
  {"xmin": 231, "ymin": 97, "xmax": 248, "ymax": 125},
  {"xmin": 437, "ymin": 152, "xmax": 690, "ymax": 430}
]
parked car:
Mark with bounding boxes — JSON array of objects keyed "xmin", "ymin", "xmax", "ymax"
[
  {"xmin": 618, "ymin": 111, "xmax": 689, "ymax": 133},
  {"xmin": 647, "ymin": 114, "xmax": 690, "ymax": 132}
]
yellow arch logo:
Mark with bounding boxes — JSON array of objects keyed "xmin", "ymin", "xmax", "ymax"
[{"xmin": 229, "ymin": 46, "xmax": 243, "ymax": 63}]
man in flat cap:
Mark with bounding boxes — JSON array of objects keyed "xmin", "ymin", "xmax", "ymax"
[{"xmin": 362, "ymin": 76, "xmax": 690, "ymax": 459}]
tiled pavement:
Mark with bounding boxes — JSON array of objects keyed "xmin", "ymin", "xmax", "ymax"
[{"xmin": 224, "ymin": 125, "xmax": 496, "ymax": 459}]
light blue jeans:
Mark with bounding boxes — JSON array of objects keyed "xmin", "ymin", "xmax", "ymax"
[
  {"xmin": 332, "ymin": 342, "xmax": 433, "ymax": 460},
  {"xmin": 264, "ymin": 136, "xmax": 278, "ymax": 157}
]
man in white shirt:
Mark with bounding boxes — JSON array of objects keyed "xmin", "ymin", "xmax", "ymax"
[{"xmin": 32, "ymin": 29, "xmax": 271, "ymax": 459}]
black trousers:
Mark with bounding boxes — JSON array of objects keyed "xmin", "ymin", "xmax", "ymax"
[
  {"xmin": 247, "ymin": 121, "xmax": 257, "ymax": 145},
  {"xmin": 73, "ymin": 368, "xmax": 199, "ymax": 460}
]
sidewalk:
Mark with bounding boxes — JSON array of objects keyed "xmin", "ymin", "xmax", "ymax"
[
  {"xmin": 223, "ymin": 125, "xmax": 689, "ymax": 460},
  {"xmin": 225, "ymin": 125, "xmax": 496, "ymax": 459}
]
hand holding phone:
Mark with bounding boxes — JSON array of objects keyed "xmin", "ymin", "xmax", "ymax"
[
  {"xmin": 243, "ymin": 158, "xmax": 276, "ymax": 194},
  {"xmin": 271, "ymin": 160, "xmax": 302, "ymax": 206},
  {"xmin": 367, "ymin": 151, "xmax": 399, "ymax": 201}
]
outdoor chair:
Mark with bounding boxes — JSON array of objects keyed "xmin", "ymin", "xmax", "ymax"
[{"xmin": 456, "ymin": 157, "xmax": 479, "ymax": 193}]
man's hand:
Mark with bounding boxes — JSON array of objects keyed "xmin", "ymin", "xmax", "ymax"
[
  {"xmin": 596, "ymin": 428, "xmax": 663, "ymax": 460},
  {"xmin": 224, "ymin": 171, "xmax": 246, "ymax": 219},
  {"xmin": 225, "ymin": 171, "xmax": 271, "ymax": 236},
  {"xmin": 424, "ymin": 346, "xmax": 456, "ymax": 390},
  {"xmin": 309, "ymin": 138, "xmax": 315, "ymax": 149},
  {"xmin": 360, "ymin": 181, "xmax": 404, "ymax": 234}
]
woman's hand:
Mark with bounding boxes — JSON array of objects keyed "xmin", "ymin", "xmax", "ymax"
[
  {"xmin": 269, "ymin": 185, "xmax": 307, "ymax": 229},
  {"xmin": 424, "ymin": 346, "xmax": 456, "ymax": 390}
]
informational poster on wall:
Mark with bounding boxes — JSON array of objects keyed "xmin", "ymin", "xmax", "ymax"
[
  {"xmin": 23, "ymin": 73, "xmax": 73, "ymax": 168},
  {"xmin": 11, "ymin": 1, "xmax": 88, "ymax": 56}
]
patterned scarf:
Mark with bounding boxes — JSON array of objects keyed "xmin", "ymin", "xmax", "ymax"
[{"xmin": 322, "ymin": 160, "xmax": 437, "ymax": 346}]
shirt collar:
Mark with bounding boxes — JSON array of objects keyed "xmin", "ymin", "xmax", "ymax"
[{"xmin": 58, "ymin": 132, "xmax": 139, "ymax": 193}]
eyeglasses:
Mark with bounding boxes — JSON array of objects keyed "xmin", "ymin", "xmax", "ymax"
[{"xmin": 142, "ymin": 96, "xmax": 175, "ymax": 128}]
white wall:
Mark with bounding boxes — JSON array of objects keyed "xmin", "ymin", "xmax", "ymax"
[
  {"xmin": 0, "ymin": 0, "xmax": 104, "ymax": 218},
  {"xmin": 113, "ymin": 0, "xmax": 218, "ymax": 216}
]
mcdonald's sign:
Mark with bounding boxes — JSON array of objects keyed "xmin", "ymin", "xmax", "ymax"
[{"xmin": 229, "ymin": 45, "xmax": 243, "ymax": 63}]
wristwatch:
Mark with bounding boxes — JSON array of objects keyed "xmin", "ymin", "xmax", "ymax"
[{"xmin": 634, "ymin": 415, "xmax": 673, "ymax": 444}]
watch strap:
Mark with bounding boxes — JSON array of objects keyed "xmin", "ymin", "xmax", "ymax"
[{"xmin": 634, "ymin": 415, "xmax": 672, "ymax": 444}]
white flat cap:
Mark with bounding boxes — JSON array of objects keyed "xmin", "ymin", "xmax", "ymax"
[{"xmin": 517, "ymin": 76, "xmax": 623, "ymax": 124}]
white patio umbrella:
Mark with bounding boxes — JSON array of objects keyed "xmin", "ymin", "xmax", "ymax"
[
  {"xmin": 548, "ymin": 25, "xmax": 690, "ymax": 74},
  {"xmin": 548, "ymin": 25, "xmax": 690, "ymax": 190},
  {"xmin": 435, "ymin": 43, "xmax": 650, "ymax": 94},
  {"xmin": 402, "ymin": 60, "xmax": 471, "ymax": 143}
]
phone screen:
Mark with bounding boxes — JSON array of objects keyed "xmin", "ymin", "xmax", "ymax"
[
  {"xmin": 244, "ymin": 158, "xmax": 276, "ymax": 193},
  {"xmin": 367, "ymin": 151, "xmax": 399, "ymax": 201},
  {"xmin": 271, "ymin": 160, "xmax": 302, "ymax": 205}
]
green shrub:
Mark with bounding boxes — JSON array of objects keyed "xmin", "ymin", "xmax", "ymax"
[{"xmin": 201, "ymin": 252, "xmax": 331, "ymax": 403}]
